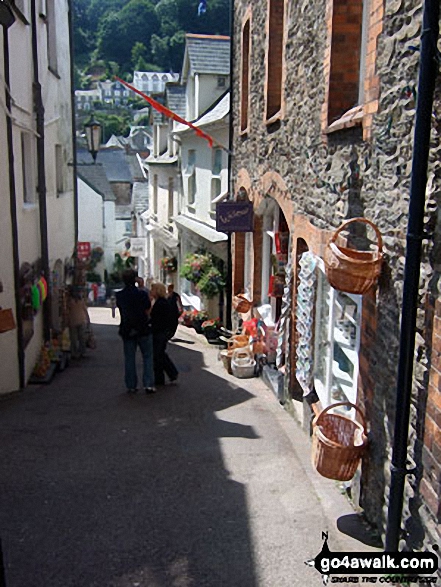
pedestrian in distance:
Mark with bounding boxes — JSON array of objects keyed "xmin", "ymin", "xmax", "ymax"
[
  {"xmin": 150, "ymin": 282, "xmax": 179, "ymax": 386},
  {"xmin": 97, "ymin": 282, "xmax": 106, "ymax": 305},
  {"xmin": 166, "ymin": 283, "xmax": 183, "ymax": 340},
  {"xmin": 67, "ymin": 287, "xmax": 90, "ymax": 359},
  {"xmin": 116, "ymin": 269, "xmax": 155, "ymax": 395}
]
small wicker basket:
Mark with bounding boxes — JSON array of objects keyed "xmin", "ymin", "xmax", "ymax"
[
  {"xmin": 232, "ymin": 294, "xmax": 252, "ymax": 314},
  {"xmin": 312, "ymin": 402, "xmax": 368, "ymax": 482},
  {"xmin": 324, "ymin": 217, "xmax": 383, "ymax": 294}
]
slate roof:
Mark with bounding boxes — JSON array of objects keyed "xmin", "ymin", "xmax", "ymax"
[
  {"xmin": 77, "ymin": 147, "xmax": 133, "ymax": 183},
  {"xmin": 185, "ymin": 34, "xmax": 230, "ymax": 76},
  {"xmin": 174, "ymin": 92, "xmax": 229, "ymax": 133},
  {"xmin": 132, "ymin": 182, "xmax": 149, "ymax": 215},
  {"xmin": 166, "ymin": 84, "xmax": 186, "ymax": 118},
  {"xmin": 77, "ymin": 163, "xmax": 115, "ymax": 202}
]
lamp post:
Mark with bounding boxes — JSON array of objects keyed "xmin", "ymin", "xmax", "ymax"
[{"xmin": 84, "ymin": 114, "xmax": 102, "ymax": 163}]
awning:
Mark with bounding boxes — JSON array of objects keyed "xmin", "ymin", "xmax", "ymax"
[
  {"xmin": 173, "ymin": 214, "xmax": 227, "ymax": 243},
  {"xmin": 147, "ymin": 224, "xmax": 179, "ymax": 250}
]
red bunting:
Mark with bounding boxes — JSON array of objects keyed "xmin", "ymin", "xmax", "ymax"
[{"xmin": 115, "ymin": 76, "xmax": 215, "ymax": 148}]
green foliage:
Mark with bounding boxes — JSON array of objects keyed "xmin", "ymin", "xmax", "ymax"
[
  {"xmin": 180, "ymin": 252, "xmax": 226, "ymax": 299},
  {"xmin": 94, "ymin": 113, "xmax": 131, "ymax": 141},
  {"xmin": 73, "ymin": 0, "xmax": 231, "ymax": 80}
]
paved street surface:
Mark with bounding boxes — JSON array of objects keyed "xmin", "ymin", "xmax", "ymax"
[{"xmin": 0, "ymin": 308, "xmax": 372, "ymax": 587}]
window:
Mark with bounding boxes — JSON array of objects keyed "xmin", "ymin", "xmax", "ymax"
[
  {"xmin": 168, "ymin": 177, "xmax": 174, "ymax": 223},
  {"xmin": 211, "ymin": 178, "xmax": 221, "ymax": 212},
  {"xmin": 125, "ymin": 221, "xmax": 132, "ymax": 235},
  {"xmin": 152, "ymin": 74, "xmax": 159, "ymax": 93},
  {"xmin": 265, "ymin": 0, "xmax": 285, "ymax": 121},
  {"xmin": 153, "ymin": 175, "xmax": 158, "ymax": 216},
  {"xmin": 21, "ymin": 132, "xmax": 35, "ymax": 204},
  {"xmin": 212, "ymin": 148, "xmax": 222, "ymax": 176},
  {"xmin": 123, "ymin": 91, "xmax": 129, "ymax": 97},
  {"xmin": 327, "ymin": 0, "xmax": 365, "ymax": 124},
  {"xmin": 312, "ymin": 259, "xmax": 362, "ymax": 408},
  {"xmin": 186, "ymin": 150, "xmax": 196, "ymax": 206},
  {"xmin": 55, "ymin": 144, "xmax": 64, "ymax": 195},
  {"xmin": 240, "ymin": 17, "xmax": 251, "ymax": 132},
  {"xmin": 114, "ymin": 90, "xmax": 121, "ymax": 97},
  {"xmin": 46, "ymin": 0, "xmax": 58, "ymax": 74}
]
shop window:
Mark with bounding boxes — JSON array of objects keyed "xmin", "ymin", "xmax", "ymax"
[
  {"xmin": 327, "ymin": 0, "xmax": 366, "ymax": 124},
  {"xmin": 265, "ymin": 0, "xmax": 285, "ymax": 122},
  {"xmin": 240, "ymin": 16, "xmax": 251, "ymax": 133},
  {"xmin": 21, "ymin": 132, "xmax": 36, "ymax": 204},
  {"xmin": 312, "ymin": 259, "xmax": 362, "ymax": 407}
]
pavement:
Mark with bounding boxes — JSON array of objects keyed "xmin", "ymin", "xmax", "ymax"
[{"xmin": 0, "ymin": 307, "xmax": 380, "ymax": 587}]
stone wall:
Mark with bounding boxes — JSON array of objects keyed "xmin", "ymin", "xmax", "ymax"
[{"xmin": 232, "ymin": 0, "xmax": 441, "ymax": 544}]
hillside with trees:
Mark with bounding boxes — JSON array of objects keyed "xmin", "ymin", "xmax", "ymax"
[{"xmin": 73, "ymin": 0, "xmax": 230, "ymax": 88}]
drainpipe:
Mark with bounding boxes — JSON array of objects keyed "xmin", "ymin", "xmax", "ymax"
[
  {"xmin": 385, "ymin": 0, "xmax": 440, "ymax": 552},
  {"xmin": 226, "ymin": 0, "xmax": 235, "ymax": 330},
  {"xmin": 2, "ymin": 3, "xmax": 25, "ymax": 390},
  {"xmin": 67, "ymin": 0, "xmax": 78, "ymax": 244},
  {"xmin": 30, "ymin": 0, "xmax": 50, "ymax": 341}
]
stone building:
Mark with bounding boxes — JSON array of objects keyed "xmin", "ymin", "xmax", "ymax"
[{"xmin": 231, "ymin": 0, "xmax": 441, "ymax": 548}]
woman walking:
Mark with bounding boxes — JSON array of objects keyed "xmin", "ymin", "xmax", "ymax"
[{"xmin": 150, "ymin": 282, "xmax": 179, "ymax": 386}]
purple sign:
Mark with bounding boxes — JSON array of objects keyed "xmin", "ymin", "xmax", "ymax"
[{"xmin": 216, "ymin": 201, "xmax": 254, "ymax": 233}]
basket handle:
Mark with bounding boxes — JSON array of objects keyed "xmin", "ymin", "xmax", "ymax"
[
  {"xmin": 330, "ymin": 218, "xmax": 383, "ymax": 253},
  {"xmin": 314, "ymin": 401, "xmax": 367, "ymax": 435}
]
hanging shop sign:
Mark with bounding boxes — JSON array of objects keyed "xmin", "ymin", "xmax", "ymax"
[
  {"xmin": 216, "ymin": 201, "xmax": 254, "ymax": 233},
  {"xmin": 130, "ymin": 238, "xmax": 147, "ymax": 257},
  {"xmin": 77, "ymin": 242, "xmax": 91, "ymax": 260}
]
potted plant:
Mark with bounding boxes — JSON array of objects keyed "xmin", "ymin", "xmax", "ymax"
[
  {"xmin": 197, "ymin": 267, "xmax": 226, "ymax": 299},
  {"xmin": 160, "ymin": 256, "xmax": 177, "ymax": 273},
  {"xmin": 180, "ymin": 310, "xmax": 194, "ymax": 327},
  {"xmin": 191, "ymin": 310, "xmax": 208, "ymax": 333}
]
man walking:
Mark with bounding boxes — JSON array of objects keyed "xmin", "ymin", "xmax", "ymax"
[{"xmin": 116, "ymin": 269, "xmax": 155, "ymax": 394}]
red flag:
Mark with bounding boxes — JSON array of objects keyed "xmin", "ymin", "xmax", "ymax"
[{"xmin": 115, "ymin": 76, "xmax": 215, "ymax": 148}]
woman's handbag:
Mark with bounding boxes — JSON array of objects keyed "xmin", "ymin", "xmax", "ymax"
[
  {"xmin": 0, "ymin": 308, "xmax": 16, "ymax": 333},
  {"xmin": 324, "ymin": 217, "xmax": 383, "ymax": 294}
]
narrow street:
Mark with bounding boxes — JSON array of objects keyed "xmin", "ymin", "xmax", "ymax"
[{"xmin": 0, "ymin": 308, "xmax": 368, "ymax": 587}]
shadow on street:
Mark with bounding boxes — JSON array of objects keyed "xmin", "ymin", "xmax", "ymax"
[{"xmin": 0, "ymin": 321, "xmax": 260, "ymax": 587}]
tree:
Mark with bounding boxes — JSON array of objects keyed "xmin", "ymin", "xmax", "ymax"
[{"xmin": 131, "ymin": 42, "xmax": 148, "ymax": 68}]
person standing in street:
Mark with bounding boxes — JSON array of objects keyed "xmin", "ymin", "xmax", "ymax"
[
  {"xmin": 68, "ymin": 288, "xmax": 90, "ymax": 359},
  {"xmin": 167, "ymin": 283, "xmax": 183, "ymax": 340},
  {"xmin": 150, "ymin": 282, "xmax": 179, "ymax": 386},
  {"xmin": 116, "ymin": 269, "xmax": 155, "ymax": 394}
]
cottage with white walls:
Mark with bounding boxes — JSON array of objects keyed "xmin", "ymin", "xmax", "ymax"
[{"xmin": 0, "ymin": 0, "xmax": 76, "ymax": 393}]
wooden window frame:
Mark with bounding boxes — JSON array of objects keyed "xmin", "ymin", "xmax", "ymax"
[
  {"xmin": 264, "ymin": 0, "xmax": 286, "ymax": 125},
  {"xmin": 240, "ymin": 8, "xmax": 252, "ymax": 135}
]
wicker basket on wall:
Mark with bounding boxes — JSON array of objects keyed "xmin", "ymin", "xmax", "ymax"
[
  {"xmin": 312, "ymin": 402, "xmax": 368, "ymax": 482},
  {"xmin": 324, "ymin": 217, "xmax": 383, "ymax": 294},
  {"xmin": 232, "ymin": 294, "xmax": 252, "ymax": 314}
]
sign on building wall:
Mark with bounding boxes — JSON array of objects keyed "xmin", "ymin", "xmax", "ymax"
[
  {"xmin": 216, "ymin": 201, "xmax": 254, "ymax": 233},
  {"xmin": 77, "ymin": 242, "xmax": 91, "ymax": 260},
  {"xmin": 130, "ymin": 238, "xmax": 147, "ymax": 257}
]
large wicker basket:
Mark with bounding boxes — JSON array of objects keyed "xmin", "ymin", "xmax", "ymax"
[
  {"xmin": 312, "ymin": 402, "xmax": 368, "ymax": 481},
  {"xmin": 324, "ymin": 217, "xmax": 383, "ymax": 294}
]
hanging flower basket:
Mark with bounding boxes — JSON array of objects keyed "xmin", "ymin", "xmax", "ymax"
[
  {"xmin": 160, "ymin": 256, "xmax": 177, "ymax": 273},
  {"xmin": 324, "ymin": 217, "xmax": 383, "ymax": 294},
  {"xmin": 180, "ymin": 253, "xmax": 212, "ymax": 283},
  {"xmin": 197, "ymin": 267, "xmax": 225, "ymax": 299}
]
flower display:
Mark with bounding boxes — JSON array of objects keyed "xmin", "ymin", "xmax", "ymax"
[
  {"xmin": 180, "ymin": 253, "xmax": 211, "ymax": 283},
  {"xmin": 201, "ymin": 318, "xmax": 221, "ymax": 331},
  {"xmin": 160, "ymin": 256, "xmax": 177, "ymax": 273},
  {"xmin": 197, "ymin": 267, "xmax": 226, "ymax": 299}
]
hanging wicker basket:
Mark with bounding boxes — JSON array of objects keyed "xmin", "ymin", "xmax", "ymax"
[
  {"xmin": 232, "ymin": 294, "xmax": 252, "ymax": 314},
  {"xmin": 324, "ymin": 217, "xmax": 383, "ymax": 294},
  {"xmin": 312, "ymin": 401, "xmax": 368, "ymax": 481}
]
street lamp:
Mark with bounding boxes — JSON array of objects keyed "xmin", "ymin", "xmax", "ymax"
[{"xmin": 84, "ymin": 114, "xmax": 102, "ymax": 163}]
